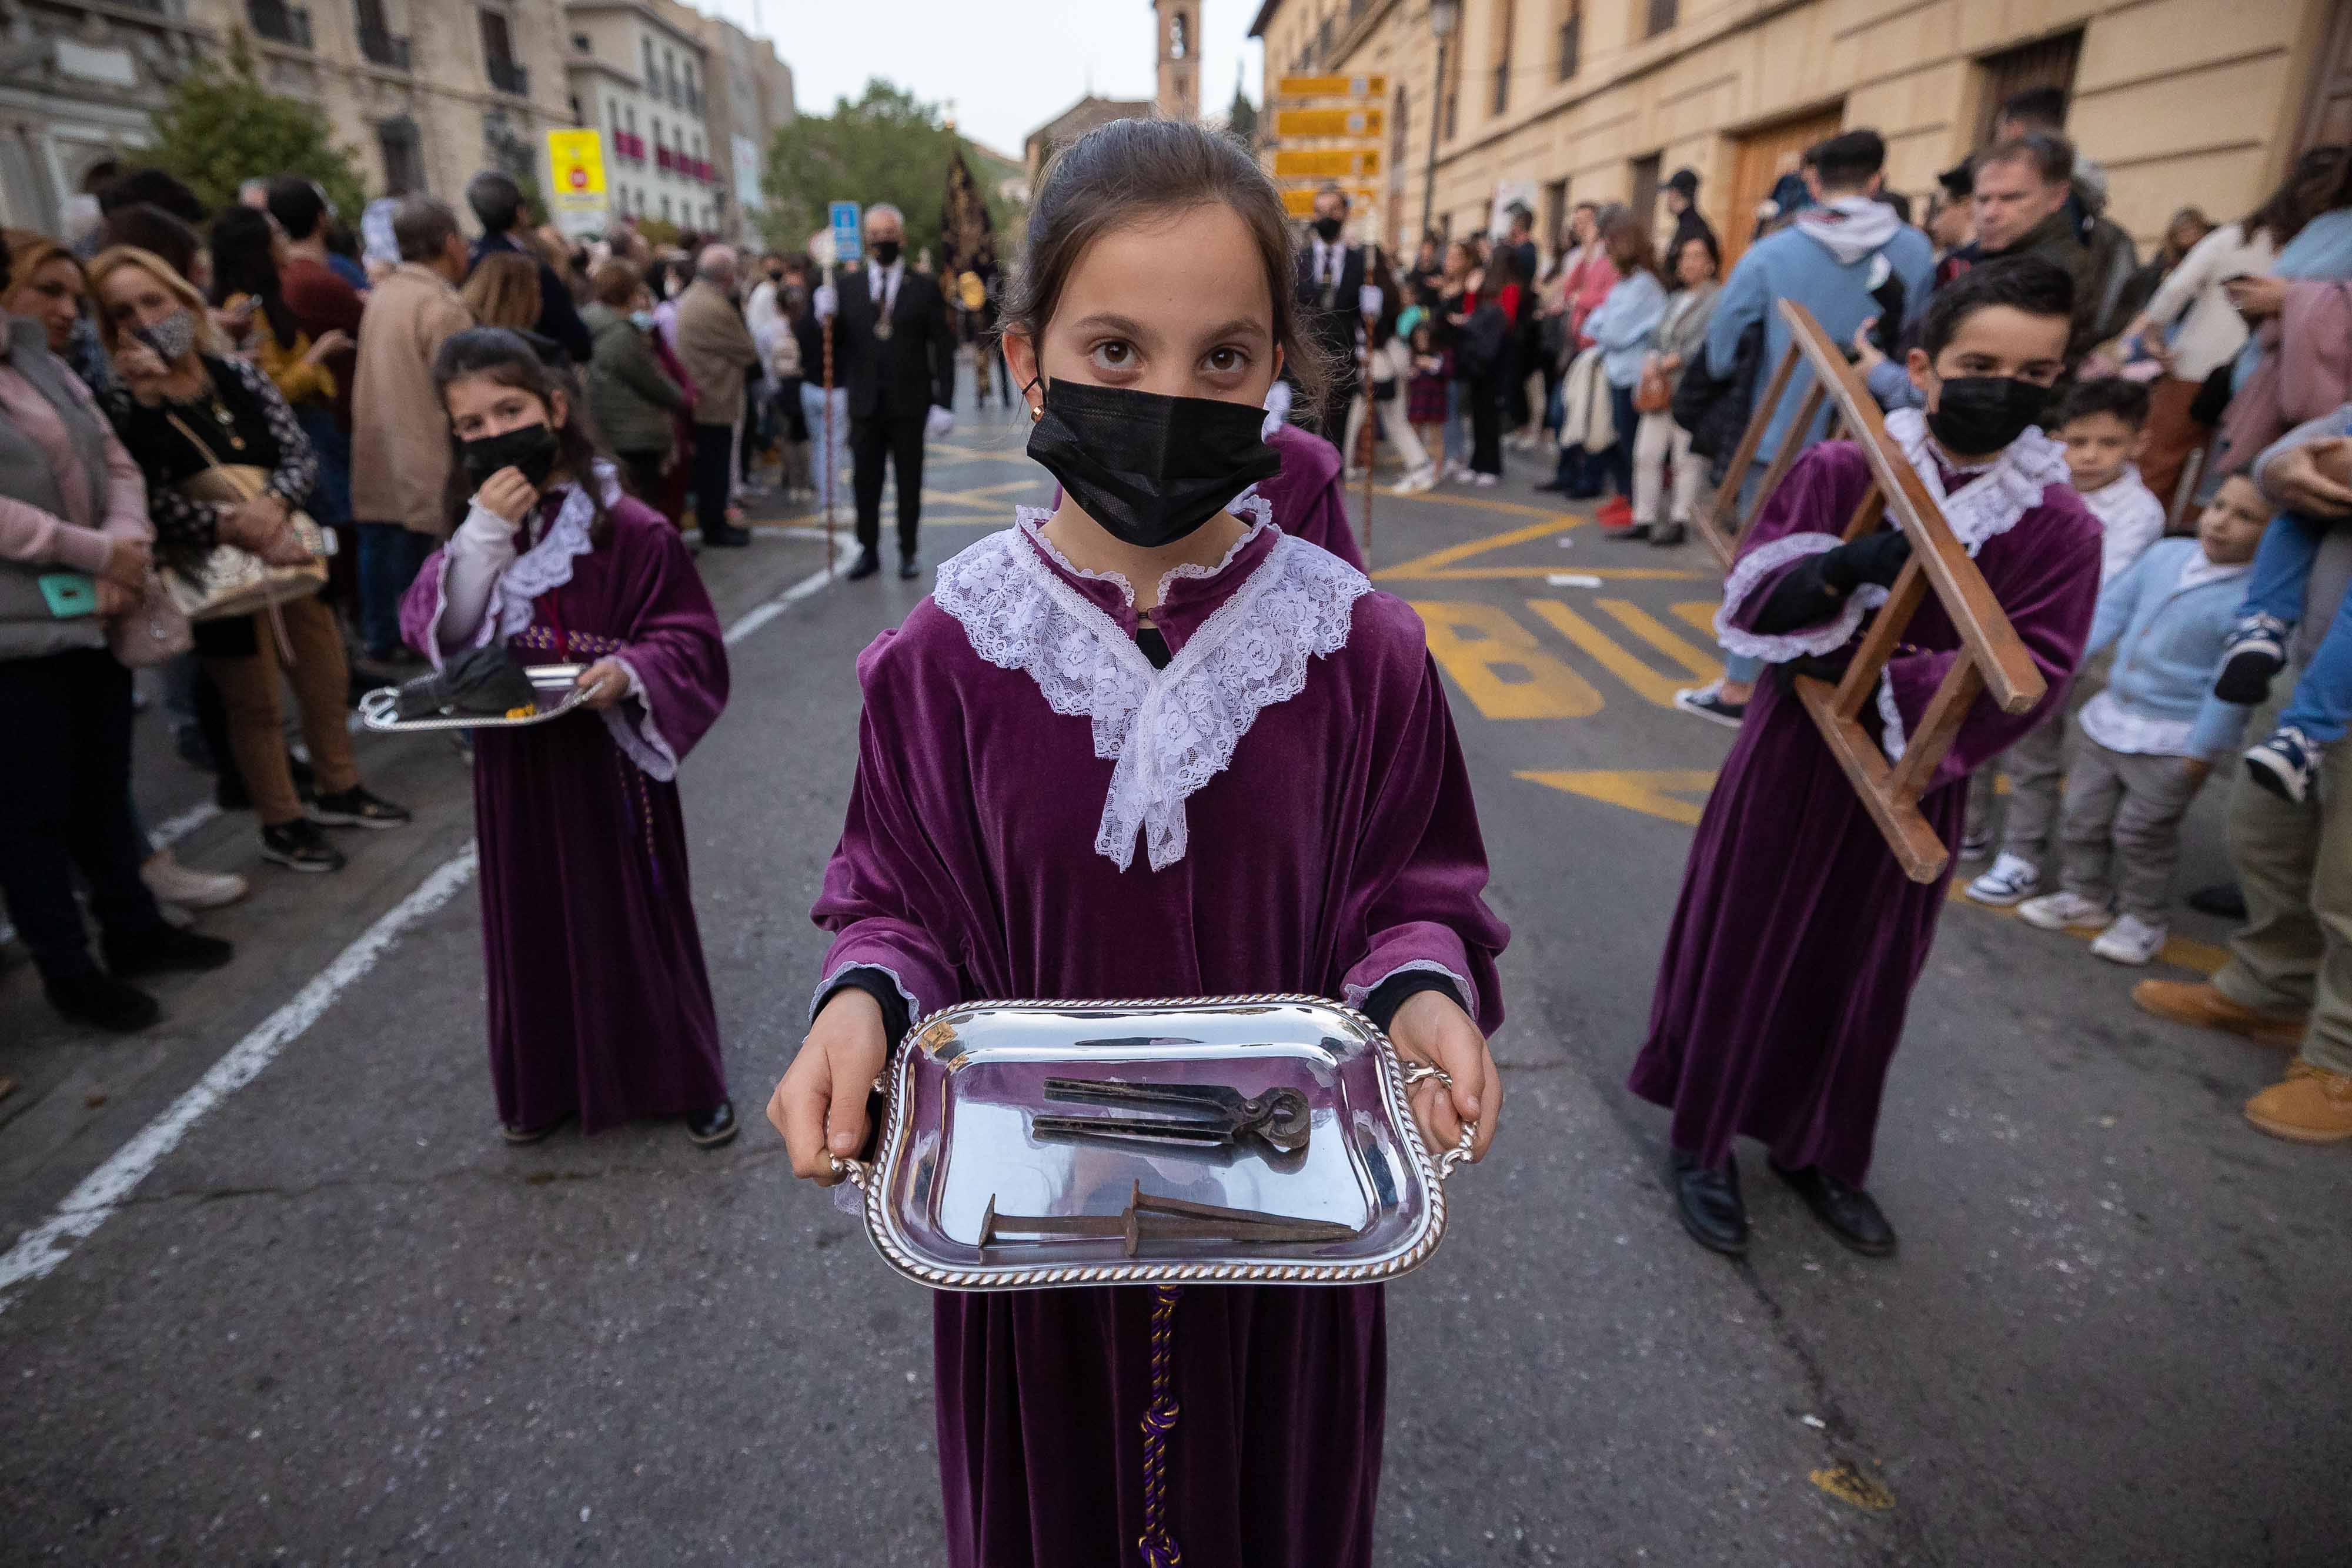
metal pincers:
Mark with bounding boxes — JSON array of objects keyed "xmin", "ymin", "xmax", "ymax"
[{"xmin": 1031, "ymin": 1077, "xmax": 1313, "ymax": 1156}]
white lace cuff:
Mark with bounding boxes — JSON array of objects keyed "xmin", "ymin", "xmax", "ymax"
[
  {"xmin": 1876, "ymin": 668, "xmax": 1908, "ymax": 762},
  {"xmin": 600, "ymin": 654, "xmax": 678, "ymax": 781},
  {"xmin": 809, "ymin": 961, "xmax": 926, "ymax": 1026},
  {"xmin": 1712, "ymin": 532, "xmax": 1888, "ymax": 664}
]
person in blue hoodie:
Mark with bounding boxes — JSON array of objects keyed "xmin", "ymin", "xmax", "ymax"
[
  {"xmin": 2013, "ymin": 474, "xmax": 2270, "ymax": 964},
  {"xmin": 1673, "ymin": 128, "xmax": 1935, "ymax": 728}
]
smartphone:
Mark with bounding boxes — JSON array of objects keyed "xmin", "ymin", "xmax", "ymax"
[{"xmin": 36, "ymin": 571, "xmax": 98, "ymax": 618}]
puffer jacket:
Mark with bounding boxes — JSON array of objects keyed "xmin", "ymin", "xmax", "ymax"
[{"xmin": 583, "ymin": 302, "xmax": 686, "ymax": 457}]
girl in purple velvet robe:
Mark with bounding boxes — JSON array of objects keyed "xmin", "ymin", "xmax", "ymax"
[
  {"xmin": 400, "ymin": 328, "xmax": 734, "ymax": 1146},
  {"xmin": 1631, "ymin": 258, "xmax": 2103, "ymax": 1260},
  {"xmin": 767, "ymin": 121, "xmax": 1508, "ymax": 1568}
]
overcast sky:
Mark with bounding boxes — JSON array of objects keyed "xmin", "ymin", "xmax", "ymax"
[{"xmin": 701, "ymin": 0, "xmax": 1264, "ymax": 159}]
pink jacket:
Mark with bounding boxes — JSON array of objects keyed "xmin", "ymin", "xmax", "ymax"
[
  {"xmin": 2217, "ymin": 282, "xmax": 2352, "ymax": 477},
  {"xmin": 0, "ymin": 359, "xmax": 151, "ymax": 570}
]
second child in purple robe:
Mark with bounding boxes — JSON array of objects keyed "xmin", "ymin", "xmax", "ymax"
[
  {"xmin": 1631, "ymin": 258, "xmax": 2102, "ymax": 1259},
  {"xmin": 770, "ymin": 120, "xmax": 1508, "ymax": 1568},
  {"xmin": 401, "ymin": 329, "xmax": 734, "ymax": 1146}
]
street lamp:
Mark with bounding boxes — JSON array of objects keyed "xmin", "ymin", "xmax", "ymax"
[{"xmin": 1421, "ymin": 1, "xmax": 1459, "ymax": 243}]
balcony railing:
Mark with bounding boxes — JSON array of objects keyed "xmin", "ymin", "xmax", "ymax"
[
  {"xmin": 359, "ymin": 26, "xmax": 409, "ymax": 69},
  {"xmin": 487, "ymin": 55, "xmax": 529, "ymax": 96},
  {"xmin": 249, "ymin": 0, "xmax": 313, "ymax": 48}
]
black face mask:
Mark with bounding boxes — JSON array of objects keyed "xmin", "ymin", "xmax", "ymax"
[
  {"xmin": 1025, "ymin": 377, "xmax": 1282, "ymax": 550},
  {"xmin": 870, "ymin": 239, "xmax": 903, "ymax": 267},
  {"xmin": 1926, "ymin": 376, "xmax": 2052, "ymax": 457},
  {"xmin": 461, "ymin": 421, "xmax": 562, "ymax": 489},
  {"xmin": 1312, "ymin": 216, "xmax": 1344, "ymax": 243}
]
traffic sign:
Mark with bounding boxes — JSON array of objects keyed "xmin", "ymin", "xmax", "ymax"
[
  {"xmin": 1276, "ymin": 73, "xmax": 1387, "ymax": 98},
  {"xmin": 1275, "ymin": 106, "xmax": 1385, "ymax": 138},
  {"xmin": 544, "ymin": 129, "xmax": 606, "ymax": 215},
  {"xmin": 829, "ymin": 200, "xmax": 863, "ymax": 266},
  {"xmin": 1272, "ymin": 148, "xmax": 1382, "ymax": 178},
  {"xmin": 1281, "ymin": 187, "xmax": 1381, "ymax": 218}
]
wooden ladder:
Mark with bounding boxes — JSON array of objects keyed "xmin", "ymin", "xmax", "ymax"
[{"xmin": 1693, "ymin": 301, "xmax": 2046, "ymax": 884}]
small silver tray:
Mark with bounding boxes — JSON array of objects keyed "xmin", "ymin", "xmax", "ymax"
[
  {"xmin": 837, "ymin": 995, "xmax": 1470, "ymax": 1292},
  {"xmin": 358, "ymin": 663, "xmax": 590, "ymax": 734}
]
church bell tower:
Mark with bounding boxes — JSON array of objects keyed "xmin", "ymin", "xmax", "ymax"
[{"xmin": 1154, "ymin": 0, "xmax": 1201, "ymax": 121}]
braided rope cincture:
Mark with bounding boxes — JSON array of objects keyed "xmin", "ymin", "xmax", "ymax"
[{"xmin": 1137, "ymin": 1283, "xmax": 1184, "ymax": 1567}]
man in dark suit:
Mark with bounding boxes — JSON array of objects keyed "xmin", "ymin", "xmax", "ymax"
[
  {"xmin": 1294, "ymin": 185, "xmax": 1375, "ymax": 450},
  {"xmin": 817, "ymin": 203, "xmax": 957, "ymax": 580},
  {"xmin": 463, "ymin": 170, "xmax": 593, "ymax": 365}
]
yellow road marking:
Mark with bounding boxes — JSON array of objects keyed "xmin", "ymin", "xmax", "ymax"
[
  {"xmin": 1516, "ymin": 768, "xmax": 1716, "ymax": 825},
  {"xmin": 1389, "ymin": 566, "xmax": 1706, "ymax": 581},
  {"xmin": 1809, "ymin": 1465, "xmax": 1896, "ymax": 1512},
  {"xmin": 1412, "ymin": 601, "xmax": 1601, "ymax": 718},
  {"xmin": 1377, "ymin": 517, "xmax": 1575, "ymax": 581},
  {"xmin": 1525, "ymin": 599, "xmax": 1722, "ymax": 707},
  {"xmin": 1671, "ymin": 600, "xmax": 1719, "ymax": 636}
]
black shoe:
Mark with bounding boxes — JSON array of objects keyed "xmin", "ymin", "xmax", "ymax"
[
  {"xmin": 2187, "ymin": 882, "xmax": 2249, "ymax": 920},
  {"xmin": 260, "ymin": 818, "xmax": 346, "ymax": 874},
  {"xmin": 1770, "ymin": 1161, "xmax": 1896, "ymax": 1256},
  {"xmin": 309, "ymin": 785, "xmax": 412, "ymax": 830},
  {"xmin": 897, "ymin": 554, "xmax": 921, "ymax": 581},
  {"xmin": 1533, "ymin": 477, "xmax": 1572, "ymax": 493},
  {"xmin": 215, "ymin": 771, "xmax": 251, "ymax": 813},
  {"xmin": 103, "ymin": 925, "xmax": 234, "ymax": 978},
  {"xmin": 502, "ymin": 1116, "xmax": 566, "ymax": 1145},
  {"xmin": 846, "ymin": 549, "xmax": 881, "ymax": 581},
  {"xmin": 45, "ymin": 971, "xmax": 161, "ymax": 1032},
  {"xmin": 686, "ymin": 1099, "xmax": 738, "ymax": 1147},
  {"xmin": 702, "ymin": 522, "xmax": 753, "ymax": 547},
  {"xmin": 1649, "ymin": 520, "xmax": 1688, "ymax": 547},
  {"xmin": 1670, "ymin": 1149, "xmax": 1748, "ymax": 1256}
]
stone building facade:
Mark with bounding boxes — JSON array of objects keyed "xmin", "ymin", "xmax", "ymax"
[
  {"xmin": 564, "ymin": 0, "xmax": 716, "ymax": 232},
  {"xmin": 1251, "ymin": 0, "xmax": 2352, "ymax": 261}
]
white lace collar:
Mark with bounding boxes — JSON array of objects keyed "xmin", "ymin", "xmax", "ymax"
[
  {"xmin": 482, "ymin": 466, "xmax": 617, "ymax": 643},
  {"xmin": 933, "ymin": 507, "xmax": 1371, "ymax": 872},
  {"xmin": 1882, "ymin": 407, "xmax": 2069, "ymax": 557},
  {"xmin": 1015, "ymin": 491, "xmax": 1276, "ymax": 608}
]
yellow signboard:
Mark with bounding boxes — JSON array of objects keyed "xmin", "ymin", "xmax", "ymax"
[
  {"xmin": 1276, "ymin": 74, "xmax": 1388, "ymax": 99},
  {"xmin": 1281, "ymin": 187, "xmax": 1381, "ymax": 218},
  {"xmin": 1275, "ymin": 106, "xmax": 1385, "ymax": 138},
  {"xmin": 1272, "ymin": 148, "xmax": 1382, "ymax": 178},
  {"xmin": 546, "ymin": 129, "xmax": 607, "ymax": 213}
]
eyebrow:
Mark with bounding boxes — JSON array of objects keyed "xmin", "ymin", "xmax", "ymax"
[{"xmin": 1066, "ymin": 311, "xmax": 1271, "ymax": 345}]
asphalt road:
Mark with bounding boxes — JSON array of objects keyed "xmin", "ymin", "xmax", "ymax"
[{"xmin": 2, "ymin": 381, "xmax": 2346, "ymax": 1566}]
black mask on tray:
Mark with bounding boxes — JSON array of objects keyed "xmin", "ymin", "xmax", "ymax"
[{"xmin": 393, "ymin": 645, "xmax": 540, "ymax": 719}]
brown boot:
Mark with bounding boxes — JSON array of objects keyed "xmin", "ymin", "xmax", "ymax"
[
  {"xmin": 2130, "ymin": 979, "xmax": 2307, "ymax": 1050},
  {"xmin": 2244, "ymin": 1061, "xmax": 2352, "ymax": 1144}
]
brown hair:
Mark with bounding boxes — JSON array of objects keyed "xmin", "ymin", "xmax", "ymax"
[
  {"xmin": 86, "ymin": 245, "xmax": 225, "ymax": 358},
  {"xmin": 998, "ymin": 116, "xmax": 1329, "ymax": 420},
  {"xmin": 1977, "ymin": 133, "xmax": 2074, "ymax": 190},
  {"xmin": 461, "ymin": 250, "xmax": 542, "ymax": 332},
  {"xmin": 591, "ymin": 258, "xmax": 644, "ymax": 308},
  {"xmin": 432, "ymin": 326, "xmax": 614, "ymax": 543},
  {"xmin": 1602, "ymin": 211, "xmax": 1663, "ymax": 283}
]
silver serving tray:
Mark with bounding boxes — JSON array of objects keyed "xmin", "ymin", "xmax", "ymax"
[
  {"xmin": 843, "ymin": 996, "xmax": 1464, "ymax": 1291},
  {"xmin": 358, "ymin": 663, "xmax": 591, "ymax": 734}
]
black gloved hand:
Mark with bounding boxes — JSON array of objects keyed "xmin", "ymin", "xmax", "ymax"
[{"xmin": 1819, "ymin": 529, "xmax": 1913, "ymax": 592}]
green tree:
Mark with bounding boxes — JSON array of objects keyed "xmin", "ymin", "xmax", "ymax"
[
  {"xmin": 1227, "ymin": 84, "xmax": 1259, "ymax": 150},
  {"xmin": 762, "ymin": 79, "xmax": 973, "ymax": 263},
  {"xmin": 145, "ymin": 32, "xmax": 369, "ymax": 223}
]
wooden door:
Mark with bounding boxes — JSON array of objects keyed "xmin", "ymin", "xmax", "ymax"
[
  {"xmin": 2298, "ymin": 0, "xmax": 2352, "ymax": 151},
  {"xmin": 1972, "ymin": 31, "xmax": 2083, "ymax": 144},
  {"xmin": 1723, "ymin": 105, "xmax": 1845, "ymax": 269}
]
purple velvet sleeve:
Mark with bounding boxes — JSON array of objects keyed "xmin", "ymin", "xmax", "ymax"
[
  {"xmin": 1875, "ymin": 489, "xmax": 2101, "ymax": 793},
  {"xmin": 397, "ymin": 545, "xmax": 454, "ymax": 661},
  {"xmin": 1334, "ymin": 605, "xmax": 1509, "ymax": 1036},
  {"xmin": 605, "ymin": 511, "xmax": 729, "ymax": 774},
  {"xmin": 808, "ymin": 628, "xmax": 966, "ymax": 1024},
  {"xmin": 1714, "ymin": 444, "xmax": 1885, "ymax": 666},
  {"xmin": 1264, "ymin": 423, "xmax": 1365, "ymax": 571}
]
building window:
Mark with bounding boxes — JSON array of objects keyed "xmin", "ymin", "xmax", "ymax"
[
  {"xmin": 662, "ymin": 194, "xmax": 672, "ymax": 220},
  {"xmin": 1541, "ymin": 176, "xmax": 1566, "ymax": 252},
  {"xmin": 643, "ymin": 37, "xmax": 657, "ymax": 83},
  {"xmin": 1555, "ymin": 1, "xmax": 1579, "ymax": 82},
  {"xmin": 376, "ymin": 115, "xmax": 426, "ymax": 195},
  {"xmin": 1644, "ymin": 0, "xmax": 1676, "ymax": 36},
  {"xmin": 569, "ymin": 93, "xmax": 582, "ymax": 124},
  {"xmin": 480, "ymin": 9, "xmax": 526, "ymax": 96},
  {"xmin": 571, "ymin": 31, "xmax": 589, "ymax": 53},
  {"xmin": 1629, "ymin": 152, "xmax": 1661, "ymax": 231},
  {"xmin": 1490, "ymin": 0, "xmax": 1515, "ymax": 117}
]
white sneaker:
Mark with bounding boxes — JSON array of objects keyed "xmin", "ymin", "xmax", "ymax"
[
  {"xmin": 2016, "ymin": 890, "xmax": 2113, "ymax": 932},
  {"xmin": 1388, "ymin": 467, "xmax": 1436, "ymax": 494},
  {"xmin": 1472, "ymin": 472, "xmax": 1499, "ymax": 487},
  {"xmin": 142, "ymin": 850, "xmax": 248, "ymax": 911},
  {"xmin": 1963, "ymin": 852, "xmax": 2040, "ymax": 907},
  {"xmin": 2090, "ymin": 913, "xmax": 2169, "ymax": 966},
  {"xmin": 1442, "ymin": 460, "xmax": 1469, "ymax": 482}
]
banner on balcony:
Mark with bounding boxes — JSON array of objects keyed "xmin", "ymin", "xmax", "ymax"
[{"xmin": 546, "ymin": 130, "xmax": 608, "ymax": 219}]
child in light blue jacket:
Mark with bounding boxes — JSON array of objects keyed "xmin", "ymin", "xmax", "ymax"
[{"xmin": 2014, "ymin": 475, "xmax": 2271, "ymax": 964}]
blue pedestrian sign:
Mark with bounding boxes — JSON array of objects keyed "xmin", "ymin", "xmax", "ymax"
[{"xmin": 830, "ymin": 201, "xmax": 863, "ymax": 266}]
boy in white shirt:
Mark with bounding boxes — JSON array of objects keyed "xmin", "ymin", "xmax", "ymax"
[{"xmin": 1967, "ymin": 378, "xmax": 2168, "ymax": 905}]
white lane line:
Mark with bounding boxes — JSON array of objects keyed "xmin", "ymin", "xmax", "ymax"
[
  {"xmin": 0, "ymin": 849, "xmax": 480, "ymax": 1311},
  {"xmin": 0, "ymin": 562, "xmax": 844, "ymax": 1313},
  {"xmin": 148, "ymin": 802, "xmax": 220, "ymax": 851}
]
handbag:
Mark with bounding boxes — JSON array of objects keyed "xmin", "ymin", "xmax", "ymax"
[
  {"xmin": 156, "ymin": 410, "xmax": 331, "ymax": 623},
  {"xmin": 830, "ymin": 995, "xmax": 1478, "ymax": 1291},
  {"xmin": 109, "ymin": 569, "xmax": 193, "ymax": 667},
  {"xmin": 1632, "ymin": 357, "xmax": 1673, "ymax": 414}
]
